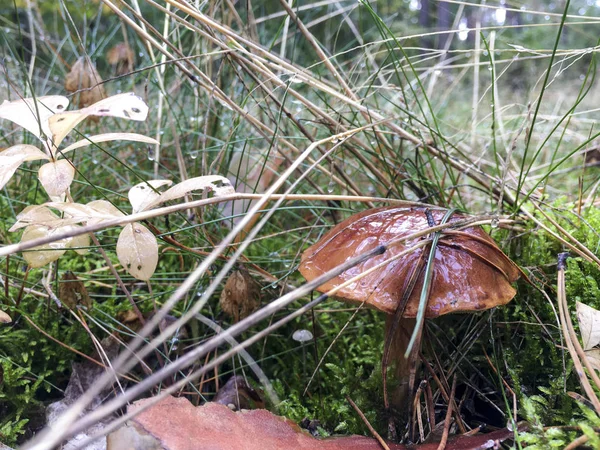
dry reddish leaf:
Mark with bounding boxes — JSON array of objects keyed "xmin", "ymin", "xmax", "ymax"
[
  {"xmin": 59, "ymin": 271, "xmax": 92, "ymax": 310},
  {"xmin": 220, "ymin": 268, "xmax": 260, "ymax": 323},
  {"xmin": 48, "ymin": 93, "xmax": 150, "ymax": 149},
  {"xmin": 584, "ymin": 146, "xmax": 600, "ymax": 164},
  {"xmin": 38, "ymin": 160, "xmax": 75, "ymax": 198},
  {"xmin": 106, "ymin": 42, "xmax": 134, "ymax": 75},
  {"xmin": 299, "ymin": 207, "xmax": 520, "ymax": 318},
  {"xmin": 107, "ymin": 396, "xmax": 519, "ymax": 450},
  {"xmin": 64, "ymin": 57, "xmax": 106, "ymax": 108},
  {"xmin": 0, "ymin": 95, "xmax": 69, "ymax": 141},
  {"xmin": 116, "ymin": 223, "xmax": 158, "ymax": 281}
]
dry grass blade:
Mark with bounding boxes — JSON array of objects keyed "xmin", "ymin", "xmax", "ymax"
[
  {"xmin": 556, "ymin": 252, "xmax": 600, "ymax": 414},
  {"xmin": 436, "ymin": 376, "xmax": 457, "ymax": 450},
  {"xmin": 0, "ymin": 194, "xmax": 420, "ymax": 259},
  {"xmin": 346, "ymin": 395, "xmax": 391, "ymax": 450}
]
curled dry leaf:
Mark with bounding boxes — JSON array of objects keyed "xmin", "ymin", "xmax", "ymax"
[
  {"xmin": 70, "ymin": 232, "xmax": 91, "ymax": 256},
  {"xmin": 64, "ymin": 57, "xmax": 106, "ymax": 108},
  {"xmin": 585, "ymin": 348, "xmax": 600, "ymax": 372},
  {"xmin": 146, "ymin": 175, "xmax": 235, "ymax": 210},
  {"xmin": 38, "ymin": 160, "xmax": 75, "ymax": 198},
  {"xmin": 107, "ymin": 396, "xmax": 521, "ymax": 450},
  {"xmin": 83, "ymin": 92, "xmax": 149, "ymax": 121},
  {"xmin": 576, "ymin": 301, "xmax": 600, "ymax": 351},
  {"xmin": 220, "ymin": 268, "xmax": 261, "ymax": 323},
  {"xmin": 9, "ymin": 205, "xmax": 68, "ymax": 232},
  {"xmin": 59, "ymin": 271, "xmax": 92, "ymax": 310},
  {"xmin": 128, "ymin": 180, "xmax": 173, "ymax": 213},
  {"xmin": 46, "ymin": 201, "xmax": 124, "ymax": 227},
  {"xmin": 49, "ymin": 93, "xmax": 150, "ymax": 149},
  {"xmin": 106, "ymin": 42, "xmax": 134, "ymax": 75},
  {"xmin": 19, "ymin": 218, "xmax": 89, "ymax": 268},
  {"xmin": 0, "ymin": 311, "xmax": 11, "ymax": 323},
  {"xmin": 8, "ymin": 200, "xmax": 121, "ymax": 269},
  {"xmin": 21, "ymin": 225, "xmax": 67, "ymax": 268},
  {"xmin": 116, "ymin": 223, "xmax": 158, "ymax": 281},
  {"xmin": 0, "ymin": 95, "xmax": 69, "ymax": 141},
  {"xmin": 60, "ymin": 132, "xmax": 159, "ymax": 155},
  {"xmin": 86, "ymin": 200, "xmax": 125, "ymax": 225},
  {"xmin": 45, "ymin": 202, "xmax": 102, "ymax": 222},
  {"xmin": 0, "ymin": 145, "xmax": 49, "ymax": 190},
  {"xmin": 9, "ymin": 202, "xmax": 121, "ymax": 232},
  {"xmin": 214, "ymin": 375, "xmax": 265, "ymax": 410}
]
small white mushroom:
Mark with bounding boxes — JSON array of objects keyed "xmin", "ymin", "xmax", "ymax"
[{"xmin": 292, "ymin": 329, "xmax": 313, "ymax": 343}]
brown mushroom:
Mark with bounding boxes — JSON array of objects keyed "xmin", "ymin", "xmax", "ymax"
[{"xmin": 298, "ymin": 206, "xmax": 520, "ymax": 436}]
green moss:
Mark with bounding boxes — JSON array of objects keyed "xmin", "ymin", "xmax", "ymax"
[{"xmin": 491, "ymin": 203, "xmax": 600, "ymax": 444}]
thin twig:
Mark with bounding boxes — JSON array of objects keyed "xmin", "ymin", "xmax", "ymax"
[
  {"xmin": 346, "ymin": 395, "xmax": 391, "ymax": 450},
  {"xmin": 564, "ymin": 433, "xmax": 589, "ymax": 450},
  {"xmin": 436, "ymin": 376, "xmax": 457, "ymax": 450}
]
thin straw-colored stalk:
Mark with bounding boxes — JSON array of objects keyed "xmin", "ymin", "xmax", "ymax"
[
  {"xmin": 128, "ymin": 0, "xmax": 167, "ymax": 176},
  {"xmin": 470, "ymin": 6, "xmax": 481, "ymax": 153},
  {"xmin": 0, "ymin": 194, "xmax": 418, "ymax": 258},
  {"xmin": 556, "ymin": 253, "xmax": 600, "ymax": 415}
]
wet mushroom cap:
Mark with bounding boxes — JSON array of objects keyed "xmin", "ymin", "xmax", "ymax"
[{"xmin": 299, "ymin": 207, "xmax": 520, "ymax": 318}]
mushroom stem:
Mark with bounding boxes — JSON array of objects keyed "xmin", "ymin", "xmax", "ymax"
[{"xmin": 384, "ymin": 316, "xmax": 417, "ymax": 436}]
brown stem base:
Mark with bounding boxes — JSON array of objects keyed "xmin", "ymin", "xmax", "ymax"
[{"xmin": 384, "ymin": 316, "xmax": 418, "ymax": 440}]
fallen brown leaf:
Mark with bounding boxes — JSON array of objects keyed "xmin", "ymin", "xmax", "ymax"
[
  {"xmin": 220, "ymin": 268, "xmax": 261, "ymax": 323},
  {"xmin": 214, "ymin": 375, "xmax": 265, "ymax": 410},
  {"xmin": 106, "ymin": 42, "xmax": 134, "ymax": 75},
  {"xmin": 107, "ymin": 395, "xmax": 522, "ymax": 450},
  {"xmin": 64, "ymin": 57, "xmax": 106, "ymax": 108},
  {"xmin": 59, "ymin": 271, "xmax": 92, "ymax": 310}
]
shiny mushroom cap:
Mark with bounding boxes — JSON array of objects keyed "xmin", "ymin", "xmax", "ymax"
[{"xmin": 299, "ymin": 207, "xmax": 520, "ymax": 318}]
